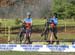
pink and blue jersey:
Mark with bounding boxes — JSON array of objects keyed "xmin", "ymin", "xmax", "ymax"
[
  {"xmin": 49, "ymin": 18, "xmax": 58, "ymax": 25},
  {"xmin": 24, "ymin": 18, "xmax": 32, "ymax": 29},
  {"xmin": 24, "ymin": 18, "xmax": 32, "ymax": 24}
]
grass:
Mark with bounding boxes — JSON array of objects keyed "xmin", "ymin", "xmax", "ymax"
[
  {"xmin": 57, "ymin": 33, "xmax": 75, "ymax": 39},
  {"xmin": 0, "ymin": 52, "xmax": 75, "ymax": 55},
  {"xmin": 0, "ymin": 19, "xmax": 46, "ymax": 27},
  {"xmin": 58, "ymin": 19, "xmax": 75, "ymax": 26},
  {"xmin": 0, "ymin": 32, "xmax": 75, "ymax": 44},
  {"xmin": 0, "ymin": 19, "xmax": 75, "ymax": 27},
  {"xmin": 0, "ymin": 19, "xmax": 16, "ymax": 27},
  {"xmin": 1, "ymin": 32, "xmax": 75, "ymax": 40}
]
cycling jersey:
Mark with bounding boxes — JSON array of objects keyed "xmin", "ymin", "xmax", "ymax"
[
  {"xmin": 50, "ymin": 22, "xmax": 55, "ymax": 28},
  {"xmin": 24, "ymin": 18, "xmax": 32, "ymax": 24},
  {"xmin": 24, "ymin": 18, "xmax": 32, "ymax": 29},
  {"xmin": 49, "ymin": 18, "xmax": 58, "ymax": 25}
]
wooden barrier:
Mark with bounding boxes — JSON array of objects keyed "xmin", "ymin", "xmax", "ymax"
[{"xmin": 8, "ymin": 26, "xmax": 11, "ymax": 44}]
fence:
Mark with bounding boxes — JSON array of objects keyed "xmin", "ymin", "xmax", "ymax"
[{"xmin": 0, "ymin": 19, "xmax": 75, "ymax": 44}]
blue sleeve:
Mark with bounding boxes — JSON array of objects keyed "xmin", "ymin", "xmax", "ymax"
[
  {"xmin": 49, "ymin": 18, "xmax": 58, "ymax": 25},
  {"xmin": 54, "ymin": 18, "xmax": 58, "ymax": 25},
  {"xmin": 30, "ymin": 18, "xmax": 32, "ymax": 22}
]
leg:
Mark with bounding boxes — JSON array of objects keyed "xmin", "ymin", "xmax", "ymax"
[
  {"xmin": 53, "ymin": 27, "xmax": 59, "ymax": 44},
  {"xmin": 27, "ymin": 36, "xmax": 31, "ymax": 44},
  {"xmin": 26, "ymin": 34, "xmax": 31, "ymax": 44},
  {"xmin": 26, "ymin": 29, "xmax": 31, "ymax": 44},
  {"xmin": 53, "ymin": 33, "xmax": 58, "ymax": 40},
  {"xmin": 50, "ymin": 32, "xmax": 53, "ymax": 44},
  {"xmin": 53, "ymin": 27, "xmax": 58, "ymax": 40},
  {"xmin": 49, "ymin": 28, "xmax": 53, "ymax": 44},
  {"xmin": 28, "ymin": 29, "xmax": 31, "ymax": 43}
]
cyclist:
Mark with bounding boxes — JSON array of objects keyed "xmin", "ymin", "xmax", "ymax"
[
  {"xmin": 19, "ymin": 12, "xmax": 32, "ymax": 44},
  {"xmin": 24, "ymin": 12, "xmax": 32, "ymax": 43},
  {"xmin": 49, "ymin": 15, "xmax": 58, "ymax": 44}
]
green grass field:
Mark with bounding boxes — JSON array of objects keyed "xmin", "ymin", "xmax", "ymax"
[
  {"xmin": 0, "ymin": 32, "xmax": 75, "ymax": 45},
  {"xmin": 0, "ymin": 52, "xmax": 75, "ymax": 55}
]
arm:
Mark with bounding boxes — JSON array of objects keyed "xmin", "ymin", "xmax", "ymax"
[{"xmin": 54, "ymin": 18, "xmax": 58, "ymax": 25}]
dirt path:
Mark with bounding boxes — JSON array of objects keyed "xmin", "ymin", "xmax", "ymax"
[
  {"xmin": 0, "ymin": 32, "xmax": 75, "ymax": 44},
  {"xmin": 0, "ymin": 37, "xmax": 8, "ymax": 43}
]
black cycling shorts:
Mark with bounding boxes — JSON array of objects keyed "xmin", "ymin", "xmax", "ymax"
[{"xmin": 50, "ymin": 27, "xmax": 57, "ymax": 33}]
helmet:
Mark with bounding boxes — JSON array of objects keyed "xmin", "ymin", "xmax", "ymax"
[{"xmin": 27, "ymin": 12, "xmax": 31, "ymax": 16}]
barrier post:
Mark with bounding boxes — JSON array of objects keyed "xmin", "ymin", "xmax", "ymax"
[
  {"xmin": 5, "ymin": 24, "xmax": 7, "ymax": 37},
  {"xmin": 8, "ymin": 26, "xmax": 10, "ymax": 44},
  {"xmin": 65, "ymin": 21, "xmax": 66, "ymax": 32}
]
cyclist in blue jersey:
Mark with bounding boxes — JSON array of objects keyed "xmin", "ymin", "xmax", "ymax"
[
  {"xmin": 49, "ymin": 15, "xmax": 58, "ymax": 44},
  {"xmin": 19, "ymin": 12, "xmax": 32, "ymax": 44}
]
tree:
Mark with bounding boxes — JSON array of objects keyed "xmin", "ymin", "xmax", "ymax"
[{"xmin": 51, "ymin": 0, "xmax": 75, "ymax": 19}]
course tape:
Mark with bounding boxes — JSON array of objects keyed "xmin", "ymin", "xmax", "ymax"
[{"xmin": 0, "ymin": 44, "xmax": 75, "ymax": 52}]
